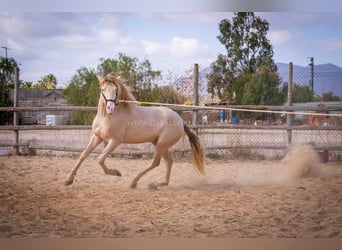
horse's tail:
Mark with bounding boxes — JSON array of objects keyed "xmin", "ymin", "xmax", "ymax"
[{"xmin": 184, "ymin": 124, "xmax": 205, "ymax": 175}]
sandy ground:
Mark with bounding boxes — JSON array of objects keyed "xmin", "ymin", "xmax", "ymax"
[{"xmin": 0, "ymin": 146, "xmax": 341, "ymax": 238}]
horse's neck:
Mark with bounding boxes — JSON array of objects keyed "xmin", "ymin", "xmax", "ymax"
[
  {"xmin": 97, "ymin": 101, "xmax": 134, "ymax": 119},
  {"xmin": 97, "ymin": 102, "xmax": 107, "ymax": 118}
]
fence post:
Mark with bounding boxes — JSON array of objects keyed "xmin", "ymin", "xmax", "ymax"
[
  {"xmin": 192, "ymin": 63, "xmax": 199, "ymax": 134},
  {"xmin": 287, "ymin": 62, "xmax": 293, "ymax": 146},
  {"xmin": 12, "ymin": 67, "xmax": 19, "ymax": 155}
]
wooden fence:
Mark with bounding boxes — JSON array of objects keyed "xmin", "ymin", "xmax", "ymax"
[
  {"xmin": 0, "ymin": 105, "xmax": 341, "ymax": 161},
  {"xmin": 1, "ymin": 64, "xmax": 341, "ymax": 160}
]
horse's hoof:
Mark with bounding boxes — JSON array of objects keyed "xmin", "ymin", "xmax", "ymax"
[
  {"xmin": 64, "ymin": 179, "xmax": 73, "ymax": 186},
  {"xmin": 148, "ymin": 183, "xmax": 159, "ymax": 190},
  {"xmin": 107, "ymin": 169, "xmax": 122, "ymax": 176},
  {"xmin": 130, "ymin": 181, "xmax": 137, "ymax": 189},
  {"xmin": 114, "ymin": 169, "xmax": 122, "ymax": 177}
]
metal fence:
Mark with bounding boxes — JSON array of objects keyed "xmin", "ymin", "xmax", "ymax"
[
  {"xmin": 0, "ymin": 63, "xmax": 342, "ymax": 161},
  {"xmin": 278, "ymin": 65, "xmax": 342, "ymax": 102},
  {"xmin": 0, "ymin": 104, "xmax": 341, "ymax": 161}
]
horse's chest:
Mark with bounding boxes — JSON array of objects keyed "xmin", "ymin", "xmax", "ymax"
[
  {"xmin": 93, "ymin": 122, "xmax": 124, "ymax": 141},
  {"xmin": 94, "ymin": 126, "xmax": 105, "ymax": 139}
]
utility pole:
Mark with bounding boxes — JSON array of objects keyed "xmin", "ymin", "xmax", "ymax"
[
  {"xmin": 1, "ymin": 46, "xmax": 10, "ymax": 61},
  {"xmin": 1, "ymin": 46, "xmax": 11, "ymax": 82},
  {"xmin": 308, "ymin": 57, "xmax": 314, "ymax": 92}
]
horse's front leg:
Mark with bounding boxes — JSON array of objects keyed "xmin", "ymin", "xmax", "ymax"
[
  {"xmin": 65, "ymin": 134, "xmax": 103, "ymax": 186},
  {"xmin": 98, "ymin": 139, "xmax": 122, "ymax": 177}
]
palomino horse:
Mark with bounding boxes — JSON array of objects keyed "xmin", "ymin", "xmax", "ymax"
[{"xmin": 65, "ymin": 73, "xmax": 204, "ymax": 188}]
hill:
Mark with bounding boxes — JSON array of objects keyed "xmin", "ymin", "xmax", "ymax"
[
  {"xmin": 174, "ymin": 63, "xmax": 342, "ymax": 99},
  {"xmin": 276, "ymin": 63, "xmax": 342, "ymax": 97}
]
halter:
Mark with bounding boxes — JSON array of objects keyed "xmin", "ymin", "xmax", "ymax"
[{"xmin": 101, "ymin": 90, "xmax": 119, "ymax": 106}]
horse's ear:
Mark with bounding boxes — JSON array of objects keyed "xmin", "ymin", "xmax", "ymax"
[{"xmin": 96, "ymin": 75, "xmax": 103, "ymax": 84}]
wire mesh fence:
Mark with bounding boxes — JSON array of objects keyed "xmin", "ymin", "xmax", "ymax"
[
  {"xmin": 1, "ymin": 107, "xmax": 341, "ymax": 161},
  {"xmin": 1, "ymin": 63, "xmax": 342, "ymax": 161},
  {"xmin": 278, "ymin": 66, "xmax": 342, "ymax": 103}
]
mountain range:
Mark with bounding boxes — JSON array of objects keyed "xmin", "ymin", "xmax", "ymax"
[
  {"xmin": 176, "ymin": 63, "xmax": 342, "ymax": 98},
  {"xmin": 276, "ymin": 63, "xmax": 342, "ymax": 97}
]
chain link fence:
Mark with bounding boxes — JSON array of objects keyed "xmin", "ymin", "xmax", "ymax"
[
  {"xmin": 1, "ymin": 64, "xmax": 342, "ymax": 161},
  {"xmin": 279, "ymin": 66, "xmax": 342, "ymax": 103},
  {"xmin": 1, "ymin": 108, "xmax": 341, "ymax": 161}
]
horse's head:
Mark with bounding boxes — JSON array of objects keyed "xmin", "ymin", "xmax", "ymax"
[
  {"xmin": 99, "ymin": 76, "xmax": 119, "ymax": 115},
  {"xmin": 97, "ymin": 73, "xmax": 136, "ymax": 115}
]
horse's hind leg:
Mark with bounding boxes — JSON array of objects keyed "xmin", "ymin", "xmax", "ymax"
[
  {"xmin": 154, "ymin": 150, "xmax": 173, "ymax": 187},
  {"xmin": 65, "ymin": 134, "xmax": 103, "ymax": 186},
  {"xmin": 130, "ymin": 149, "xmax": 162, "ymax": 189},
  {"xmin": 98, "ymin": 139, "xmax": 122, "ymax": 177}
]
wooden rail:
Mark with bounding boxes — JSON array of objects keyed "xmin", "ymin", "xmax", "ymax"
[
  {"xmin": 0, "ymin": 124, "xmax": 341, "ymax": 131},
  {"xmin": 0, "ymin": 104, "xmax": 342, "ymax": 112},
  {"xmin": 1, "ymin": 105, "xmax": 341, "ymax": 157}
]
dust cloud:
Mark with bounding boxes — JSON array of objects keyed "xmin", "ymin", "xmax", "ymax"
[{"xmin": 230, "ymin": 145, "xmax": 324, "ymax": 187}]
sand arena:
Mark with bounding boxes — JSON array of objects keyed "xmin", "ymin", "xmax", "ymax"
[{"xmin": 0, "ymin": 146, "xmax": 341, "ymax": 237}]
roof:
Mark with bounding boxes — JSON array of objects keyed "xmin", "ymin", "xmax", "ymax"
[{"xmin": 9, "ymin": 89, "xmax": 65, "ymax": 101}]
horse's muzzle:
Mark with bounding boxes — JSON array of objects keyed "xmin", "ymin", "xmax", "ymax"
[{"xmin": 106, "ymin": 103, "xmax": 116, "ymax": 114}]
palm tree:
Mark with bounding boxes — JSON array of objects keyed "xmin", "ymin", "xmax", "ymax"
[{"xmin": 34, "ymin": 74, "xmax": 57, "ymax": 89}]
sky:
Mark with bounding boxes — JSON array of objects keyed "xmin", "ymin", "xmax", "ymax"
[{"xmin": 1, "ymin": 12, "xmax": 342, "ymax": 87}]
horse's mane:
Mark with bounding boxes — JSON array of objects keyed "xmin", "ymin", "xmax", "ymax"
[{"xmin": 98, "ymin": 73, "xmax": 136, "ymax": 117}]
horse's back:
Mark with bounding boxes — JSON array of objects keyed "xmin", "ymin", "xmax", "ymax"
[
  {"xmin": 128, "ymin": 106, "xmax": 184, "ymax": 146},
  {"xmin": 134, "ymin": 105, "xmax": 183, "ymax": 125},
  {"xmin": 151, "ymin": 106, "xmax": 184, "ymax": 147}
]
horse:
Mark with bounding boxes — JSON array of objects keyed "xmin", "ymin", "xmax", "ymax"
[{"xmin": 64, "ymin": 72, "xmax": 205, "ymax": 188}]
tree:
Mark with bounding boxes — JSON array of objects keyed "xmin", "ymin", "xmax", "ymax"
[
  {"xmin": 64, "ymin": 54, "xmax": 163, "ymax": 124},
  {"xmin": 317, "ymin": 92, "xmax": 341, "ymax": 102},
  {"xmin": 33, "ymin": 74, "xmax": 57, "ymax": 89},
  {"xmin": 99, "ymin": 53, "xmax": 139, "ymax": 91},
  {"xmin": 227, "ymin": 73, "xmax": 252, "ymax": 104},
  {"xmin": 292, "ymin": 84, "xmax": 314, "ymax": 103},
  {"xmin": 207, "ymin": 12, "xmax": 277, "ymax": 103},
  {"xmin": 243, "ymin": 65, "xmax": 284, "ymax": 105},
  {"xmin": 64, "ymin": 54, "xmax": 185, "ymax": 124},
  {"xmin": 150, "ymin": 85, "xmax": 186, "ymax": 104},
  {"xmin": 0, "ymin": 57, "xmax": 18, "ymax": 86},
  {"xmin": 159, "ymin": 70, "xmax": 188, "ymax": 104},
  {"xmin": 20, "ymin": 81, "xmax": 34, "ymax": 89},
  {"xmin": 0, "ymin": 57, "xmax": 19, "ymax": 125},
  {"xmin": 207, "ymin": 54, "xmax": 230, "ymax": 101},
  {"xmin": 63, "ymin": 67, "xmax": 98, "ymax": 124},
  {"xmin": 98, "ymin": 53, "xmax": 161, "ymax": 102},
  {"xmin": 281, "ymin": 83, "xmax": 319, "ymax": 103}
]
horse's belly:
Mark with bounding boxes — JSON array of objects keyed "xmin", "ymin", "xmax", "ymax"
[
  {"xmin": 123, "ymin": 122, "xmax": 183, "ymax": 145},
  {"xmin": 122, "ymin": 129, "xmax": 157, "ymax": 144}
]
